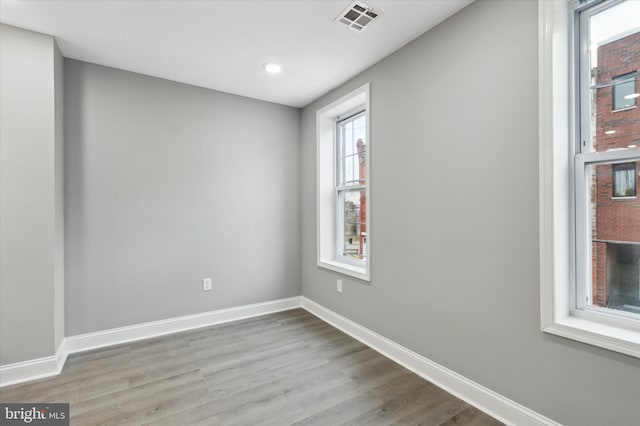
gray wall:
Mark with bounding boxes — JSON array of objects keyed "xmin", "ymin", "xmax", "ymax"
[
  {"xmin": 300, "ymin": 1, "xmax": 640, "ymax": 425},
  {"xmin": 64, "ymin": 60, "xmax": 300, "ymax": 335},
  {"xmin": 0, "ymin": 24, "xmax": 63, "ymax": 365},
  {"xmin": 54, "ymin": 37, "xmax": 65, "ymax": 354}
]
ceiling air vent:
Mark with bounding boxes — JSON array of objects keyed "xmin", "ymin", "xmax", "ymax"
[{"xmin": 335, "ymin": 1, "xmax": 380, "ymax": 33}]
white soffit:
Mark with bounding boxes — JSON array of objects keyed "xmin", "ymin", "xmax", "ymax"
[{"xmin": 0, "ymin": 0, "xmax": 473, "ymax": 107}]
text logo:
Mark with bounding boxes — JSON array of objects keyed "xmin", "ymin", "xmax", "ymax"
[{"xmin": 1, "ymin": 404, "xmax": 69, "ymax": 425}]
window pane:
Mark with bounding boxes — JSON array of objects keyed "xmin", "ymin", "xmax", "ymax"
[
  {"xmin": 341, "ymin": 189, "xmax": 366, "ymax": 260},
  {"xmin": 338, "ymin": 113, "xmax": 366, "ymax": 186},
  {"xmin": 613, "ymin": 74, "xmax": 637, "ymax": 110},
  {"xmin": 352, "ymin": 115, "xmax": 366, "ymax": 148},
  {"xmin": 344, "ymin": 121, "xmax": 354, "ymax": 156},
  {"xmin": 586, "ymin": 1, "xmax": 640, "ymax": 152},
  {"xmin": 343, "ymin": 154, "xmax": 357, "ymax": 185},
  {"xmin": 589, "ymin": 160, "xmax": 640, "ymax": 314},
  {"xmin": 613, "ymin": 162, "xmax": 637, "ymax": 197}
]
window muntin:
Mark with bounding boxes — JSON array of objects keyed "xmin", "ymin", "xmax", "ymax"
[
  {"xmin": 576, "ymin": 0, "xmax": 640, "ymax": 321},
  {"xmin": 612, "ymin": 73, "xmax": 637, "ymax": 111},
  {"xmin": 336, "ymin": 112, "xmax": 367, "ymax": 261},
  {"xmin": 612, "ymin": 162, "xmax": 637, "ymax": 197}
]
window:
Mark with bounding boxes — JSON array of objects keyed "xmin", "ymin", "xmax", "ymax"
[
  {"xmin": 576, "ymin": 0, "xmax": 640, "ymax": 319},
  {"xmin": 539, "ymin": 0, "xmax": 640, "ymax": 358},
  {"xmin": 317, "ymin": 84, "xmax": 370, "ymax": 281},
  {"xmin": 612, "ymin": 72, "xmax": 637, "ymax": 111},
  {"xmin": 336, "ymin": 112, "xmax": 367, "ymax": 260},
  {"xmin": 612, "ymin": 162, "xmax": 637, "ymax": 197}
]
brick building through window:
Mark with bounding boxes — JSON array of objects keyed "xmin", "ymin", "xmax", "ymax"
[{"xmin": 592, "ymin": 30, "xmax": 640, "ymax": 312}]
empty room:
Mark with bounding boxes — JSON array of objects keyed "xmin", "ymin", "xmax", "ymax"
[{"xmin": 0, "ymin": 0, "xmax": 639, "ymax": 425}]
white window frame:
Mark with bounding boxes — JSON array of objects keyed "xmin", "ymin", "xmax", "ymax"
[
  {"xmin": 539, "ymin": 0, "xmax": 640, "ymax": 358},
  {"xmin": 317, "ymin": 83, "xmax": 370, "ymax": 281}
]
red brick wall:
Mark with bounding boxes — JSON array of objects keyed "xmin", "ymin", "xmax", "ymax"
[
  {"xmin": 592, "ymin": 31, "xmax": 640, "ymax": 306},
  {"xmin": 594, "ymin": 242, "xmax": 607, "ymax": 306},
  {"xmin": 595, "ymin": 32, "xmax": 640, "ymax": 151}
]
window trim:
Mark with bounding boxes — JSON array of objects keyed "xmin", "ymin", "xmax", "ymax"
[
  {"xmin": 538, "ymin": 0, "xmax": 640, "ymax": 358},
  {"xmin": 316, "ymin": 83, "xmax": 371, "ymax": 282}
]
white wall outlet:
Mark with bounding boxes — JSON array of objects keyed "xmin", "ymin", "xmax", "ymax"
[
  {"xmin": 202, "ymin": 277, "xmax": 212, "ymax": 292},
  {"xmin": 337, "ymin": 279, "xmax": 343, "ymax": 293}
]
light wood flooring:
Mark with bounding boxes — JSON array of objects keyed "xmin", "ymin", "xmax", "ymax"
[{"xmin": 0, "ymin": 309, "xmax": 502, "ymax": 425}]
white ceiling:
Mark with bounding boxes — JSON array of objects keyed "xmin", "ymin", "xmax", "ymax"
[{"xmin": 0, "ymin": 0, "xmax": 473, "ymax": 108}]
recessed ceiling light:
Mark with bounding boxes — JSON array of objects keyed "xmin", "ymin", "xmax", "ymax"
[
  {"xmin": 605, "ymin": 130, "xmax": 616, "ymax": 135},
  {"xmin": 264, "ymin": 63, "xmax": 282, "ymax": 74},
  {"xmin": 624, "ymin": 93, "xmax": 640, "ymax": 100}
]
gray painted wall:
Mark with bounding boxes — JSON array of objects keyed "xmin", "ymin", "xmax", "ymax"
[
  {"xmin": 54, "ymin": 38, "xmax": 65, "ymax": 355},
  {"xmin": 300, "ymin": 1, "xmax": 640, "ymax": 425},
  {"xmin": 0, "ymin": 24, "xmax": 63, "ymax": 365},
  {"xmin": 64, "ymin": 60, "xmax": 300, "ymax": 335}
]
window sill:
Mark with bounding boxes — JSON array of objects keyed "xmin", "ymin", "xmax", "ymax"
[
  {"xmin": 543, "ymin": 313, "xmax": 640, "ymax": 358},
  {"xmin": 317, "ymin": 259, "xmax": 370, "ymax": 282},
  {"xmin": 611, "ymin": 196, "xmax": 637, "ymax": 200},
  {"xmin": 612, "ymin": 106, "xmax": 637, "ymax": 113}
]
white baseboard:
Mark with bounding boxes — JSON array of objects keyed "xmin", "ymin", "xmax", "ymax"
[
  {"xmin": 0, "ymin": 296, "xmax": 301, "ymax": 387},
  {"xmin": 65, "ymin": 296, "xmax": 302, "ymax": 354},
  {"xmin": 55, "ymin": 338, "xmax": 68, "ymax": 373},
  {"xmin": 0, "ymin": 340, "xmax": 68, "ymax": 388},
  {"xmin": 301, "ymin": 297, "xmax": 559, "ymax": 426}
]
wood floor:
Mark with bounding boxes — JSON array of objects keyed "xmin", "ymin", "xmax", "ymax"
[{"xmin": 0, "ymin": 309, "xmax": 502, "ymax": 425}]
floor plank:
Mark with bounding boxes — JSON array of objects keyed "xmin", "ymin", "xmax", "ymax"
[{"xmin": 0, "ymin": 309, "xmax": 502, "ymax": 425}]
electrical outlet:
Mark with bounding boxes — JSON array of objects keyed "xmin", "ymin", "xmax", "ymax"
[
  {"xmin": 202, "ymin": 277, "xmax": 212, "ymax": 292},
  {"xmin": 337, "ymin": 279, "xmax": 343, "ymax": 293}
]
